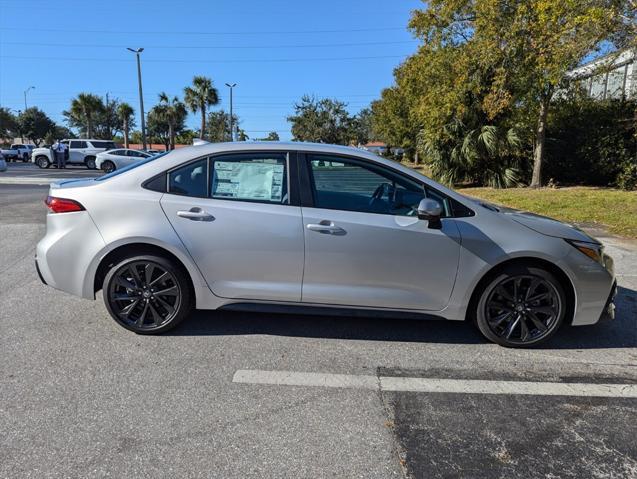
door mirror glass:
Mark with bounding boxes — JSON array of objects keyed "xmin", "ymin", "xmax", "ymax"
[{"xmin": 418, "ymin": 198, "xmax": 443, "ymax": 224}]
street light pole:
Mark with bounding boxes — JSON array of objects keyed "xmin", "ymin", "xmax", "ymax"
[
  {"xmin": 24, "ymin": 86, "xmax": 35, "ymax": 110},
  {"xmin": 225, "ymin": 83, "xmax": 236, "ymax": 141},
  {"xmin": 127, "ymin": 48, "xmax": 147, "ymax": 150}
]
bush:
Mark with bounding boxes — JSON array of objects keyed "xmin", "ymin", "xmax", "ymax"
[
  {"xmin": 617, "ymin": 160, "xmax": 637, "ymax": 191},
  {"xmin": 544, "ymin": 96, "xmax": 636, "ymax": 186}
]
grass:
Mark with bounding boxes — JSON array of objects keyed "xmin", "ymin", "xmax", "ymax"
[{"xmin": 458, "ymin": 186, "xmax": 637, "ymax": 239}]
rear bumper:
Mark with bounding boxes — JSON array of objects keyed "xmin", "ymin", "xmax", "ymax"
[
  {"xmin": 36, "ymin": 210, "xmax": 106, "ymax": 299},
  {"xmin": 35, "ymin": 257, "xmax": 47, "ymax": 285}
]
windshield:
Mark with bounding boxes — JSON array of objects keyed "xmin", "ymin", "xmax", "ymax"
[{"xmin": 95, "ymin": 151, "xmax": 170, "ymax": 181}]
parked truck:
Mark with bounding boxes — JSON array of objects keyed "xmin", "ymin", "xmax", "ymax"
[{"xmin": 32, "ymin": 139, "xmax": 117, "ymax": 169}]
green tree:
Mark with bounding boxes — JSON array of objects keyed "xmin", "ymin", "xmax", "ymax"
[
  {"xmin": 147, "ymin": 94, "xmax": 188, "ymax": 151},
  {"xmin": 116, "ymin": 102, "xmax": 135, "ymax": 148},
  {"xmin": 350, "ymin": 108, "xmax": 374, "ymax": 145},
  {"xmin": 407, "ymin": 0, "xmax": 623, "ymax": 186},
  {"xmin": 237, "ymin": 129, "xmax": 249, "ymax": 141},
  {"xmin": 258, "ymin": 131, "xmax": 280, "ymax": 141},
  {"xmin": 176, "ymin": 129, "xmax": 197, "ymax": 145},
  {"xmin": 95, "ymin": 98, "xmax": 122, "ymax": 139},
  {"xmin": 287, "ymin": 96, "xmax": 355, "ymax": 144},
  {"xmin": 0, "ymin": 107, "xmax": 18, "ymax": 140},
  {"xmin": 371, "ymin": 86, "xmax": 420, "ymax": 160},
  {"xmin": 157, "ymin": 93, "xmax": 187, "ymax": 150},
  {"xmin": 184, "ymin": 76, "xmax": 220, "ymax": 139},
  {"xmin": 17, "ymin": 108, "xmax": 55, "ymax": 146},
  {"xmin": 206, "ymin": 110, "xmax": 238, "ymax": 142},
  {"xmin": 64, "ymin": 93, "xmax": 104, "ymax": 138},
  {"xmin": 44, "ymin": 125, "xmax": 75, "ymax": 145}
]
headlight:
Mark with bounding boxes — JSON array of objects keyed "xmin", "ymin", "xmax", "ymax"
[{"xmin": 566, "ymin": 239, "xmax": 604, "ymax": 265}]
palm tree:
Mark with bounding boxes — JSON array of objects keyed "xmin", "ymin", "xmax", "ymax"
[
  {"xmin": 184, "ymin": 76, "xmax": 219, "ymax": 139},
  {"xmin": 69, "ymin": 93, "xmax": 104, "ymax": 138},
  {"xmin": 419, "ymin": 120, "xmax": 526, "ymax": 188},
  {"xmin": 116, "ymin": 102, "xmax": 135, "ymax": 148},
  {"xmin": 157, "ymin": 93, "xmax": 187, "ymax": 150}
]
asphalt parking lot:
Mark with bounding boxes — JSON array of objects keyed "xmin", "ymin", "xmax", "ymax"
[{"xmin": 1, "ymin": 173, "xmax": 636, "ymax": 478}]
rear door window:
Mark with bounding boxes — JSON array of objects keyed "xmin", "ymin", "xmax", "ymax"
[{"xmin": 210, "ymin": 153, "xmax": 288, "ymax": 204}]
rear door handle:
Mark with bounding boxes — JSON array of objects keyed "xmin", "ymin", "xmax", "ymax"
[
  {"xmin": 307, "ymin": 221, "xmax": 346, "ymax": 235},
  {"xmin": 177, "ymin": 207, "xmax": 215, "ymax": 222}
]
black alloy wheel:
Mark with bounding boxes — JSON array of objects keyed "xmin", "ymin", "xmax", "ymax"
[
  {"xmin": 475, "ymin": 265, "xmax": 566, "ymax": 347},
  {"xmin": 103, "ymin": 255, "xmax": 192, "ymax": 334},
  {"xmin": 102, "ymin": 160, "xmax": 116, "ymax": 173}
]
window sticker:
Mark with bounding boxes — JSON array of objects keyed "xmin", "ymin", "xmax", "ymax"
[{"xmin": 213, "ymin": 161, "xmax": 284, "ymax": 202}]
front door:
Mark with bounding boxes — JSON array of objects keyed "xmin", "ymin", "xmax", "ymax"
[
  {"xmin": 160, "ymin": 151, "xmax": 305, "ymax": 302},
  {"xmin": 300, "ymin": 154, "xmax": 462, "ymax": 311},
  {"xmin": 68, "ymin": 140, "xmax": 87, "ymax": 163}
]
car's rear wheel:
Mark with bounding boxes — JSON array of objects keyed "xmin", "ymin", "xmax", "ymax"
[
  {"xmin": 101, "ymin": 160, "xmax": 116, "ymax": 173},
  {"xmin": 474, "ymin": 264, "xmax": 566, "ymax": 347},
  {"xmin": 103, "ymin": 255, "xmax": 193, "ymax": 334},
  {"xmin": 35, "ymin": 156, "xmax": 50, "ymax": 169}
]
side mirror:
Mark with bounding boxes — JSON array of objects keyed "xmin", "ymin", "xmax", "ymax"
[{"xmin": 417, "ymin": 198, "xmax": 443, "ymax": 228}]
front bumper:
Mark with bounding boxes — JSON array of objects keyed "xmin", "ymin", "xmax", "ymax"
[{"xmin": 598, "ymin": 281, "xmax": 617, "ymax": 322}]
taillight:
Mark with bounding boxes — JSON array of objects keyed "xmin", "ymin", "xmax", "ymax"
[{"xmin": 45, "ymin": 196, "xmax": 85, "ymax": 213}]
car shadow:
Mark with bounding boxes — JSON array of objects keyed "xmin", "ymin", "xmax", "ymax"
[
  {"xmin": 539, "ymin": 285, "xmax": 637, "ymax": 350},
  {"xmin": 168, "ymin": 286, "xmax": 636, "ymax": 350}
]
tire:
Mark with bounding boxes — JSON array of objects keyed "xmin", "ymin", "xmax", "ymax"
[
  {"xmin": 474, "ymin": 264, "xmax": 567, "ymax": 347},
  {"xmin": 102, "ymin": 254, "xmax": 193, "ymax": 334},
  {"xmin": 35, "ymin": 156, "xmax": 50, "ymax": 169},
  {"xmin": 85, "ymin": 156, "xmax": 97, "ymax": 169},
  {"xmin": 101, "ymin": 160, "xmax": 116, "ymax": 173}
]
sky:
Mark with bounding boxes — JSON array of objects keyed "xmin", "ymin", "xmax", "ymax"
[{"xmin": 0, "ymin": 0, "xmax": 423, "ymax": 141}]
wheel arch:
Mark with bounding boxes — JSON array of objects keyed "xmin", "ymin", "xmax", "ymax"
[
  {"xmin": 465, "ymin": 257, "xmax": 576, "ymax": 325},
  {"xmin": 93, "ymin": 242, "xmax": 196, "ymax": 302}
]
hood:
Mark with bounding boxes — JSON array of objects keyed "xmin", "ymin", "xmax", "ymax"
[
  {"xmin": 502, "ymin": 207, "xmax": 598, "ymax": 243},
  {"xmin": 464, "ymin": 197, "xmax": 599, "ymax": 243}
]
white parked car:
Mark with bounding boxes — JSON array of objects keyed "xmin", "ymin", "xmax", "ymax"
[
  {"xmin": 32, "ymin": 139, "xmax": 117, "ymax": 169},
  {"xmin": 95, "ymin": 148, "xmax": 154, "ymax": 173},
  {"xmin": 11, "ymin": 144, "xmax": 35, "ymax": 161}
]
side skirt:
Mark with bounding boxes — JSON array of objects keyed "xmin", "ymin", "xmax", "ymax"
[{"xmin": 218, "ymin": 302, "xmax": 444, "ymax": 321}]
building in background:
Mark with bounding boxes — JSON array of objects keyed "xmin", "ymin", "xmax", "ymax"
[{"xmin": 567, "ymin": 49, "xmax": 636, "ymax": 100}]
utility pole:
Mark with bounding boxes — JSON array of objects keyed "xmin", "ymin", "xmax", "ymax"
[
  {"xmin": 225, "ymin": 83, "xmax": 236, "ymax": 141},
  {"xmin": 24, "ymin": 86, "xmax": 35, "ymax": 110},
  {"xmin": 105, "ymin": 92, "xmax": 111, "ymax": 139},
  {"xmin": 127, "ymin": 48, "xmax": 147, "ymax": 150}
]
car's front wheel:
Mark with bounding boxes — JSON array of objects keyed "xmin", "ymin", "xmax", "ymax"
[
  {"xmin": 103, "ymin": 255, "xmax": 193, "ymax": 334},
  {"xmin": 35, "ymin": 156, "xmax": 50, "ymax": 169},
  {"xmin": 474, "ymin": 264, "xmax": 566, "ymax": 347},
  {"xmin": 101, "ymin": 160, "xmax": 115, "ymax": 173}
]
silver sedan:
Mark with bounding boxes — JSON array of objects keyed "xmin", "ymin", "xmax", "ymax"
[
  {"xmin": 35, "ymin": 142, "xmax": 616, "ymax": 347},
  {"xmin": 95, "ymin": 148, "xmax": 154, "ymax": 173}
]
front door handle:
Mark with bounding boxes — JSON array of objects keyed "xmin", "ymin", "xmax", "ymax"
[
  {"xmin": 307, "ymin": 221, "xmax": 346, "ymax": 235},
  {"xmin": 177, "ymin": 207, "xmax": 215, "ymax": 222}
]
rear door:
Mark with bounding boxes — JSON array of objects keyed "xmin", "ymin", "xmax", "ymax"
[
  {"xmin": 299, "ymin": 153, "xmax": 462, "ymax": 311},
  {"xmin": 159, "ymin": 151, "xmax": 305, "ymax": 302}
]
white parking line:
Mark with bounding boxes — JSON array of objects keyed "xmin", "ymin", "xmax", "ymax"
[{"xmin": 232, "ymin": 369, "xmax": 637, "ymax": 398}]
